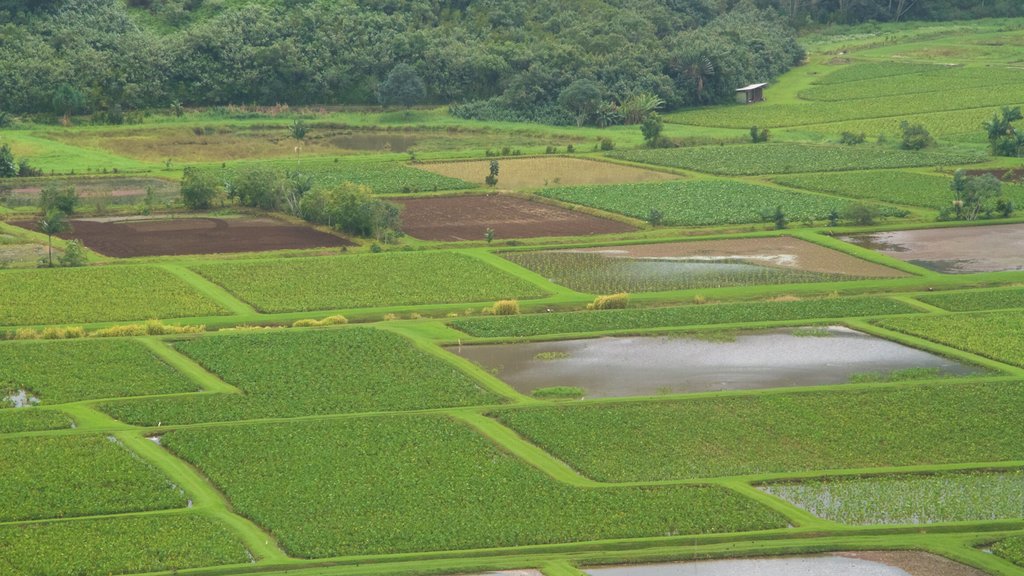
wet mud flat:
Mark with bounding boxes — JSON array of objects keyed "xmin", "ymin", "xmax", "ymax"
[
  {"xmin": 583, "ymin": 551, "xmax": 987, "ymax": 576},
  {"xmin": 12, "ymin": 216, "xmax": 354, "ymax": 257},
  {"xmin": 397, "ymin": 195, "xmax": 635, "ymax": 241},
  {"xmin": 841, "ymin": 223, "xmax": 1024, "ymax": 273},
  {"xmin": 448, "ymin": 327, "xmax": 980, "ymax": 398}
]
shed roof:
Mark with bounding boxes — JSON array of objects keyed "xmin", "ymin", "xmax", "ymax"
[{"xmin": 736, "ymin": 83, "xmax": 768, "ymax": 92}]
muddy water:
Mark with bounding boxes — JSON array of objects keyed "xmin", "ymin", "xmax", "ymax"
[
  {"xmin": 842, "ymin": 223, "xmax": 1024, "ymax": 273},
  {"xmin": 3, "ymin": 390, "xmax": 40, "ymax": 408},
  {"xmin": 584, "ymin": 551, "xmax": 986, "ymax": 576},
  {"xmin": 328, "ymin": 133, "xmax": 417, "ymax": 152},
  {"xmin": 448, "ymin": 328, "xmax": 979, "ymax": 398}
]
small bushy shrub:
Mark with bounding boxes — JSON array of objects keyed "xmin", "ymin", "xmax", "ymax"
[{"xmin": 588, "ymin": 293, "xmax": 629, "ymax": 310}]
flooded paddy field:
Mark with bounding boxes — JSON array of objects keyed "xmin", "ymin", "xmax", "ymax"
[
  {"xmin": 841, "ymin": 223, "xmax": 1024, "ymax": 273},
  {"xmin": 11, "ymin": 215, "xmax": 354, "ymax": 257},
  {"xmin": 448, "ymin": 327, "xmax": 980, "ymax": 398},
  {"xmin": 584, "ymin": 551, "xmax": 987, "ymax": 576},
  {"xmin": 502, "ymin": 238, "xmax": 905, "ymax": 293}
]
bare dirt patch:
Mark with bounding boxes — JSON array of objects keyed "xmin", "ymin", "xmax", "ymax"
[
  {"xmin": 396, "ymin": 195, "xmax": 635, "ymax": 241},
  {"xmin": 415, "ymin": 157, "xmax": 679, "ymax": 191},
  {"xmin": 12, "ymin": 216, "xmax": 354, "ymax": 258},
  {"xmin": 569, "ymin": 237, "xmax": 907, "ymax": 277},
  {"xmin": 842, "ymin": 223, "xmax": 1024, "ymax": 273}
]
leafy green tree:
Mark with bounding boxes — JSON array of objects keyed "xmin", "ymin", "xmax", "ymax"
[
  {"xmin": 0, "ymin": 144, "xmax": 15, "ymax": 178},
  {"xmin": 58, "ymin": 239, "xmax": 87, "ymax": 267},
  {"xmin": 641, "ymin": 113, "xmax": 664, "ymax": 147},
  {"xmin": 228, "ymin": 167, "xmax": 285, "ymax": 210},
  {"xmin": 299, "ymin": 183, "xmax": 402, "ymax": 241},
  {"xmin": 899, "ymin": 121, "xmax": 934, "ymax": 150},
  {"xmin": 485, "ymin": 160, "xmax": 499, "ymax": 187},
  {"xmin": 37, "ymin": 210, "xmax": 69, "ymax": 268},
  {"xmin": 180, "ymin": 167, "xmax": 221, "ymax": 210},
  {"xmin": 378, "ymin": 63, "xmax": 426, "ymax": 107},
  {"xmin": 38, "ymin": 183, "xmax": 78, "ymax": 215},
  {"xmin": 984, "ymin": 107, "xmax": 1024, "ymax": 157},
  {"xmin": 558, "ymin": 79, "xmax": 603, "ymax": 127},
  {"xmin": 291, "ymin": 119, "xmax": 308, "ymax": 141},
  {"xmin": 51, "ymin": 83, "xmax": 85, "ymax": 123},
  {"xmin": 950, "ymin": 170, "xmax": 1003, "ymax": 221}
]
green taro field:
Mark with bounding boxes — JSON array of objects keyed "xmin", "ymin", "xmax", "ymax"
[{"xmin": 8, "ymin": 19, "xmax": 1024, "ymax": 576}]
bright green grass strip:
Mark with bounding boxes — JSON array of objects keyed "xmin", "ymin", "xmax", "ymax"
[
  {"xmin": 775, "ymin": 171, "xmax": 1024, "ymax": 210},
  {"xmin": 493, "ymin": 381, "xmax": 1024, "ymax": 482},
  {"xmin": 994, "ymin": 535, "xmax": 1024, "ymax": 567},
  {"xmin": 537, "ymin": 179, "xmax": 903, "ymax": 226},
  {"xmin": 917, "ymin": 288, "xmax": 1024, "ymax": 312},
  {"xmin": 202, "ymin": 156, "xmax": 472, "ymax": 194},
  {"xmin": 665, "ymin": 88, "xmax": 1023, "ymax": 129},
  {"xmin": 0, "ymin": 339, "xmax": 197, "ymax": 405},
  {"xmin": 0, "ymin": 514, "xmax": 250, "ymax": 576},
  {"xmin": 102, "ymin": 328, "xmax": 500, "ymax": 425},
  {"xmin": 500, "ymin": 251, "xmax": 878, "ymax": 294},
  {"xmin": 453, "ymin": 297, "xmax": 917, "ymax": 338},
  {"xmin": 764, "ymin": 470, "xmax": 1024, "ymax": 525},
  {"xmin": 0, "ymin": 409, "xmax": 72, "ymax": 433},
  {"xmin": 879, "ymin": 311, "xmax": 1024, "ymax": 367},
  {"xmin": 608, "ymin": 144, "xmax": 984, "ymax": 176},
  {"xmin": 0, "ymin": 435, "xmax": 186, "ymax": 521},
  {"xmin": 163, "ymin": 416, "xmax": 786, "ymax": 558},
  {"xmin": 811, "ymin": 62, "xmax": 940, "ymax": 86},
  {"xmin": 190, "ymin": 252, "xmax": 547, "ymax": 313},
  {"xmin": 0, "ymin": 266, "xmax": 226, "ymax": 326},
  {"xmin": 801, "ymin": 66, "xmax": 1024, "ymax": 101}
]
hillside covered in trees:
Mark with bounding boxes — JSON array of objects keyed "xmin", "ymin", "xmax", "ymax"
[{"xmin": 0, "ymin": 0, "xmax": 1019, "ymax": 125}]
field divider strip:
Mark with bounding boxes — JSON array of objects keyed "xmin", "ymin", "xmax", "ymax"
[
  {"xmin": 887, "ymin": 294, "xmax": 950, "ymax": 314},
  {"xmin": 157, "ymin": 263, "xmax": 259, "ymax": 316},
  {"xmin": 457, "ymin": 248, "xmax": 581, "ymax": 298},
  {"xmin": 845, "ymin": 318, "xmax": 1024, "ymax": 377},
  {"xmin": 139, "ymin": 337, "xmax": 242, "ymax": 394},
  {"xmin": 453, "ymin": 410, "xmax": 604, "ymax": 488},
  {"xmin": 379, "ymin": 324, "xmax": 536, "ymax": 405},
  {"xmin": 541, "ymin": 560, "xmax": 588, "ymax": 576},
  {"xmin": 716, "ymin": 480, "xmax": 838, "ymax": 530},
  {"xmin": 114, "ymin": 430, "xmax": 289, "ymax": 563},
  {"xmin": 153, "ymin": 530, "xmax": 1024, "ymax": 576},
  {"xmin": 0, "ymin": 506, "xmax": 193, "ymax": 528}
]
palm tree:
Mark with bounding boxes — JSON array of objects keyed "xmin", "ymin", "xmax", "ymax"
[{"xmin": 38, "ymin": 210, "xmax": 69, "ymax": 268}]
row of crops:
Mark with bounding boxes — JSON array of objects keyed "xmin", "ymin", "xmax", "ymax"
[
  {"xmin": 162, "ymin": 416, "xmax": 786, "ymax": 558},
  {"xmin": 537, "ymin": 179, "xmax": 907, "ymax": 227},
  {"xmin": 609, "ymin": 144, "xmax": 986, "ymax": 176},
  {"xmin": 103, "ymin": 328, "xmax": 502, "ymax": 425}
]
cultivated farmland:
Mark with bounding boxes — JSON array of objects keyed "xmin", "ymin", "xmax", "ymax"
[
  {"xmin": 162, "ymin": 416, "xmax": 786, "ymax": 557},
  {"xmin": 608, "ymin": 144, "xmax": 986, "ymax": 176},
  {"xmin": 414, "ymin": 157, "xmax": 679, "ymax": 190},
  {"xmin": 0, "ymin": 266, "xmax": 226, "ymax": 326},
  {"xmin": 6, "ymin": 18, "xmax": 1024, "ymax": 576},
  {"xmin": 190, "ymin": 251, "xmax": 549, "ymax": 312},
  {"xmin": 537, "ymin": 179, "xmax": 908, "ymax": 226}
]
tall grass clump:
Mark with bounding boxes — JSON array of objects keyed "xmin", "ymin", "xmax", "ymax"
[{"xmin": 588, "ymin": 293, "xmax": 629, "ymax": 310}]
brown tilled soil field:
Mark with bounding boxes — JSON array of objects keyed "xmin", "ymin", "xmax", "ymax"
[
  {"xmin": 13, "ymin": 216, "xmax": 354, "ymax": 257},
  {"xmin": 396, "ymin": 194, "xmax": 635, "ymax": 241},
  {"xmin": 415, "ymin": 157, "xmax": 679, "ymax": 190}
]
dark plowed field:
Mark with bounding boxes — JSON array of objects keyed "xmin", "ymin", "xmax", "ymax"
[
  {"xmin": 14, "ymin": 217, "xmax": 354, "ymax": 257},
  {"xmin": 397, "ymin": 195, "xmax": 635, "ymax": 241}
]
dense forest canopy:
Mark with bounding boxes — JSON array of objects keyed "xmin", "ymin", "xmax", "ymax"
[{"xmin": 0, "ymin": 0, "xmax": 1019, "ymax": 124}]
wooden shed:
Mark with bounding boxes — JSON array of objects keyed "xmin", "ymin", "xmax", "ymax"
[{"xmin": 736, "ymin": 82, "xmax": 768, "ymax": 104}]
